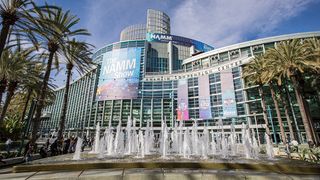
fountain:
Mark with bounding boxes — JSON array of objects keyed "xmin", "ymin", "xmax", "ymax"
[
  {"xmin": 83, "ymin": 117, "xmax": 273, "ymax": 160},
  {"xmin": 14, "ymin": 116, "xmax": 320, "ymax": 178},
  {"xmin": 265, "ymin": 133, "xmax": 275, "ymax": 159},
  {"xmin": 72, "ymin": 137, "xmax": 83, "ymax": 160},
  {"xmin": 90, "ymin": 122, "xmax": 100, "ymax": 154}
]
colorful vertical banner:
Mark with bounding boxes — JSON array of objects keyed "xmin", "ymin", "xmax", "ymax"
[
  {"xmin": 198, "ymin": 75, "xmax": 212, "ymax": 119},
  {"xmin": 221, "ymin": 70, "xmax": 238, "ymax": 117},
  {"xmin": 96, "ymin": 47, "xmax": 142, "ymax": 100},
  {"xmin": 177, "ymin": 79, "xmax": 189, "ymax": 120}
]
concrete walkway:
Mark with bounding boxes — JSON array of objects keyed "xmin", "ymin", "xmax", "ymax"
[
  {"xmin": 0, "ymin": 168, "xmax": 320, "ymax": 180},
  {"xmin": 0, "ymin": 154, "xmax": 41, "ymax": 169}
]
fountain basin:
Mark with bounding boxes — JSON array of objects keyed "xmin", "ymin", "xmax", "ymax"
[
  {"xmin": 12, "ymin": 153, "xmax": 320, "ymax": 175},
  {"xmin": 13, "ymin": 161, "xmax": 320, "ymax": 175}
]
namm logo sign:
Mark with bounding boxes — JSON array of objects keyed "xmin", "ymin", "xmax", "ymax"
[{"xmin": 146, "ymin": 33, "xmax": 172, "ymax": 42}]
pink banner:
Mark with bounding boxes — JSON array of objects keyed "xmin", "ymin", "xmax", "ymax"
[{"xmin": 177, "ymin": 79, "xmax": 189, "ymax": 120}]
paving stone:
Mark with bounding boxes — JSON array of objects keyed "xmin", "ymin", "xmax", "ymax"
[
  {"xmin": 162, "ymin": 168, "xmax": 201, "ymax": 180},
  {"xmin": 244, "ymin": 174, "xmax": 293, "ymax": 180},
  {"xmin": 202, "ymin": 170, "xmax": 246, "ymax": 180},
  {"xmin": 123, "ymin": 168, "xmax": 163, "ymax": 180},
  {"xmin": 164, "ymin": 173, "xmax": 202, "ymax": 180},
  {"xmin": 286, "ymin": 174, "xmax": 320, "ymax": 180},
  {"xmin": 0, "ymin": 172, "xmax": 36, "ymax": 180},
  {"xmin": 79, "ymin": 169, "xmax": 123, "ymax": 180},
  {"xmin": 28, "ymin": 170, "xmax": 81, "ymax": 180}
]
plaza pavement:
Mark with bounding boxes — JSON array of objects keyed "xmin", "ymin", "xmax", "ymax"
[{"xmin": 1, "ymin": 167, "xmax": 320, "ymax": 180}]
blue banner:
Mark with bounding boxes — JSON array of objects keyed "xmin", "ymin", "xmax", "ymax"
[
  {"xmin": 146, "ymin": 33, "xmax": 213, "ymax": 52},
  {"xmin": 96, "ymin": 47, "xmax": 142, "ymax": 100}
]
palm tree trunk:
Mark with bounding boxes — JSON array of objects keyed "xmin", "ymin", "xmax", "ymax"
[
  {"xmin": 30, "ymin": 51, "xmax": 55, "ymax": 144},
  {"xmin": 0, "ymin": 81, "xmax": 18, "ymax": 123},
  {"xmin": 269, "ymin": 83, "xmax": 287, "ymax": 146},
  {"xmin": 303, "ymin": 99, "xmax": 319, "ymax": 145},
  {"xmin": 0, "ymin": 23, "xmax": 11, "ymax": 61},
  {"xmin": 21, "ymin": 89, "xmax": 32, "ymax": 123},
  {"xmin": 277, "ymin": 85, "xmax": 295, "ymax": 141},
  {"xmin": 57, "ymin": 63, "xmax": 73, "ymax": 140},
  {"xmin": 0, "ymin": 78, "xmax": 7, "ymax": 105},
  {"xmin": 317, "ymin": 92, "xmax": 320, "ymax": 108},
  {"xmin": 258, "ymin": 84, "xmax": 271, "ymax": 137},
  {"xmin": 290, "ymin": 75, "xmax": 315, "ymax": 144}
]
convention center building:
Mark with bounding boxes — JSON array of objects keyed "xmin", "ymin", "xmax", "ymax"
[{"xmin": 39, "ymin": 9, "xmax": 320, "ymax": 143}]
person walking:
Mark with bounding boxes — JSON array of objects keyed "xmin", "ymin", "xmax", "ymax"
[
  {"xmin": 5, "ymin": 138, "xmax": 12, "ymax": 154},
  {"xmin": 24, "ymin": 144, "xmax": 34, "ymax": 163}
]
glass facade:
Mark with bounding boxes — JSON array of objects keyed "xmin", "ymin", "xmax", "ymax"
[
  {"xmin": 39, "ymin": 9, "xmax": 320, "ymax": 143},
  {"xmin": 146, "ymin": 9, "xmax": 170, "ymax": 34},
  {"xmin": 146, "ymin": 42, "xmax": 169, "ymax": 73},
  {"xmin": 120, "ymin": 24, "xmax": 146, "ymax": 41}
]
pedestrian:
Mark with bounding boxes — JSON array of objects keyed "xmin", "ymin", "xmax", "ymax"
[
  {"xmin": 5, "ymin": 138, "xmax": 12, "ymax": 154},
  {"xmin": 45, "ymin": 138, "xmax": 50, "ymax": 149},
  {"xmin": 291, "ymin": 139, "xmax": 299, "ymax": 152},
  {"xmin": 63, "ymin": 138, "xmax": 71, "ymax": 154},
  {"xmin": 39, "ymin": 145, "xmax": 48, "ymax": 158},
  {"xmin": 24, "ymin": 144, "xmax": 33, "ymax": 163},
  {"xmin": 50, "ymin": 139, "xmax": 58, "ymax": 156}
]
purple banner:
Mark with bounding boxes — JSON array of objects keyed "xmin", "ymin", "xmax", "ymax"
[
  {"xmin": 199, "ymin": 75, "xmax": 212, "ymax": 119},
  {"xmin": 177, "ymin": 79, "xmax": 189, "ymax": 121},
  {"xmin": 221, "ymin": 70, "xmax": 237, "ymax": 117}
]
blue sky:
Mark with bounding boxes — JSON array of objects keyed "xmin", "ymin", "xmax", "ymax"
[{"xmin": 42, "ymin": 0, "xmax": 320, "ymax": 86}]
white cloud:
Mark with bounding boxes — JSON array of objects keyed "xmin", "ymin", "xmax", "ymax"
[
  {"xmin": 171, "ymin": 0, "xmax": 314, "ymax": 47},
  {"xmin": 83, "ymin": 0, "xmax": 175, "ymax": 48}
]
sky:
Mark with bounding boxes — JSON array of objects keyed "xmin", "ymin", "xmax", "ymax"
[{"xmin": 41, "ymin": 0, "xmax": 320, "ymax": 86}]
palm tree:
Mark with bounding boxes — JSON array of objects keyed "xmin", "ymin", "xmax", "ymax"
[
  {"xmin": 304, "ymin": 38, "xmax": 320, "ymax": 103},
  {"xmin": 0, "ymin": 49, "xmax": 10, "ymax": 103},
  {"xmin": 242, "ymin": 55, "xmax": 272, "ymax": 138},
  {"xmin": 0, "ymin": 0, "xmax": 34, "ymax": 60},
  {"xmin": 276, "ymin": 84, "xmax": 295, "ymax": 141},
  {"xmin": 0, "ymin": 47, "xmax": 38, "ymax": 123},
  {"xmin": 260, "ymin": 56, "xmax": 288, "ymax": 145},
  {"xmin": 266, "ymin": 39, "xmax": 320, "ymax": 145},
  {"xmin": 262, "ymin": 53, "xmax": 296, "ymax": 142},
  {"xmin": 26, "ymin": 6, "xmax": 90, "ymax": 143},
  {"xmin": 57, "ymin": 40, "xmax": 93, "ymax": 140},
  {"xmin": 19, "ymin": 64, "xmax": 46, "ymax": 123}
]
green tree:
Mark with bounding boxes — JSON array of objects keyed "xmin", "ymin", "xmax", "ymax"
[
  {"xmin": 242, "ymin": 55, "xmax": 272, "ymax": 138},
  {"xmin": 0, "ymin": 47, "xmax": 38, "ymax": 124},
  {"xmin": 304, "ymin": 38, "xmax": 320, "ymax": 103},
  {"xmin": 0, "ymin": 0, "xmax": 35, "ymax": 61},
  {"xmin": 57, "ymin": 40, "xmax": 93, "ymax": 140},
  {"xmin": 26, "ymin": 6, "xmax": 89, "ymax": 143},
  {"xmin": 262, "ymin": 53, "xmax": 295, "ymax": 142},
  {"xmin": 2, "ymin": 114, "xmax": 24, "ymax": 140},
  {"xmin": 0, "ymin": 50, "xmax": 10, "ymax": 102},
  {"xmin": 266, "ymin": 39, "xmax": 320, "ymax": 145}
]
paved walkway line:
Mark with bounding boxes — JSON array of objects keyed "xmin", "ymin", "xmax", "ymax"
[
  {"xmin": 25, "ymin": 171, "xmax": 38, "ymax": 180},
  {"xmin": 78, "ymin": 169, "xmax": 85, "ymax": 178}
]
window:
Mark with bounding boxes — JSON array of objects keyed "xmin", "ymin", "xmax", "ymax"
[
  {"xmin": 210, "ymin": 83, "xmax": 221, "ymax": 94},
  {"xmin": 212, "ymin": 106, "xmax": 223, "ymax": 117},
  {"xmin": 233, "ymin": 79, "xmax": 242, "ymax": 90},
  {"xmin": 209, "ymin": 73, "xmax": 221, "ymax": 83},
  {"xmin": 235, "ymin": 90, "xmax": 244, "ymax": 102},
  {"xmin": 232, "ymin": 67, "xmax": 240, "ymax": 78},
  {"xmin": 210, "ymin": 95, "xmax": 222, "ymax": 105}
]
